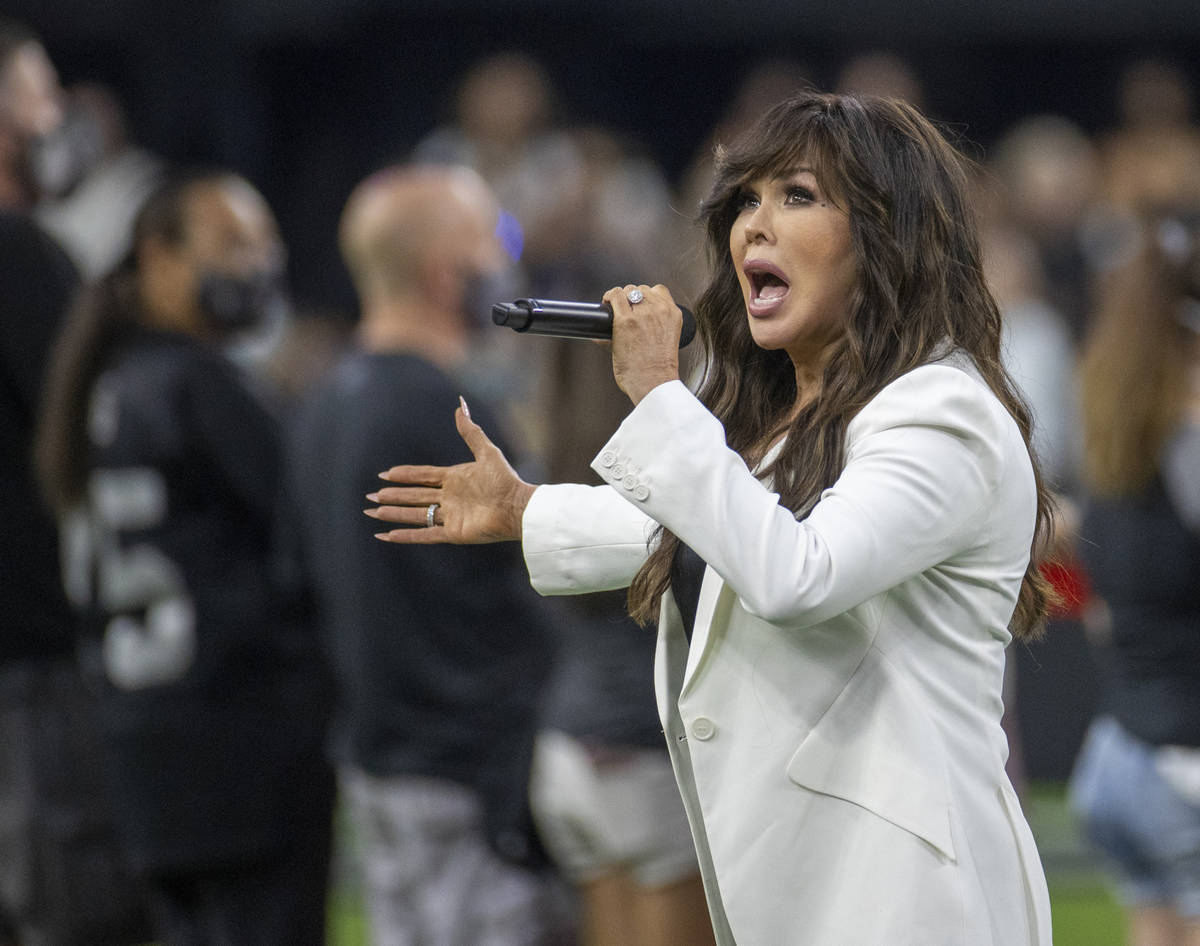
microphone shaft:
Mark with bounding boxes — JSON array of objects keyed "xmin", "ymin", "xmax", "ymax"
[{"xmin": 492, "ymin": 299, "xmax": 695, "ymax": 347}]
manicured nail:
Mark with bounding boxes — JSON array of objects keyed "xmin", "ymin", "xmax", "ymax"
[
  {"xmin": 459, "ymin": 395, "xmax": 470, "ymax": 418},
  {"xmin": 363, "ymin": 508, "xmax": 379, "ymax": 518},
  {"xmin": 378, "ymin": 472, "xmax": 392, "ymax": 480},
  {"xmin": 365, "ymin": 492, "xmax": 379, "ymax": 501},
  {"xmin": 373, "ymin": 533, "xmax": 392, "ymax": 541}
]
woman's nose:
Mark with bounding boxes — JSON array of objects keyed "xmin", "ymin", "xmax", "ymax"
[{"xmin": 742, "ymin": 205, "xmax": 773, "ymax": 245}]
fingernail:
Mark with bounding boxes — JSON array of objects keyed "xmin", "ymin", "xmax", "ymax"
[
  {"xmin": 363, "ymin": 508, "xmax": 379, "ymax": 518},
  {"xmin": 459, "ymin": 395, "xmax": 471, "ymax": 419},
  {"xmin": 378, "ymin": 472, "xmax": 392, "ymax": 480},
  {"xmin": 373, "ymin": 533, "xmax": 392, "ymax": 541},
  {"xmin": 365, "ymin": 492, "xmax": 379, "ymax": 501}
]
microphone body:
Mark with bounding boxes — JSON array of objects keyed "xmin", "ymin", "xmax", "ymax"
[{"xmin": 492, "ymin": 298, "xmax": 696, "ymax": 348}]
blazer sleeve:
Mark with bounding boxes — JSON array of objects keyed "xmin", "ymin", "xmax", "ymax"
[
  {"xmin": 522, "ymin": 482, "xmax": 658, "ymax": 596},
  {"xmin": 589, "ymin": 366, "xmax": 1017, "ymax": 627}
]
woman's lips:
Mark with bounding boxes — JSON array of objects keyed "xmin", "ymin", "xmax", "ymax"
[{"xmin": 744, "ymin": 259, "xmax": 791, "ymax": 317}]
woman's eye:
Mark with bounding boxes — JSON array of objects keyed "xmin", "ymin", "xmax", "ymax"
[
  {"xmin": 785, "ymin": 185, "xmax": 816, "ymax": 205},
  {"xmin": 735, "ymin": 191, "xmax": 759, "ymax": 212}
]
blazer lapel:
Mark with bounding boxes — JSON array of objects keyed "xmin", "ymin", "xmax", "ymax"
[
  {"xmin": 679, "ymin": 439, "xmax": 784, "ymax": 700},
  {"xmin": 680, "ymin": 567, "xmax": 734, "ymax": 699}
]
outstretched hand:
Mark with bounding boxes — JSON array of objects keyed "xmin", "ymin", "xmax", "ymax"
[{"xmin": 365, "ymin": 397, "xmax": 536, "ymax": 544}]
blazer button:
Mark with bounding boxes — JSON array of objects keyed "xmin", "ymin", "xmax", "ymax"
[
  {"xmin": 611, "ymin": 464, "xmax": 626, "ymax": 479},
  {"xmin": 599, "ymin": 451, "xmax": 616, "ymax": 468},
  {"xmin": 633, "ymin": 484, "xmax": 650, "ymax": 501},
  {"xmin": 622, "ymin": 474, "xmax": 637, "ymax": 490},
  {"xmin": 691, "ymin": 717, "xmax": 716, "ymax": 741}
]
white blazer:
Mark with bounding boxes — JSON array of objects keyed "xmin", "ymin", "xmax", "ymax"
[{"xmin": 522, "ymin": 356, "xmax": 1053, "ymax": 946}]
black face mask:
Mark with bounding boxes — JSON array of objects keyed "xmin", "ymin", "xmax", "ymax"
[
  {"xmin": 196, "ymin": 269, "xmax": 287, "ymax": 332},
  {"xmin": 461, "ymin": 265, "xmax": 525, "ymax": 332}
]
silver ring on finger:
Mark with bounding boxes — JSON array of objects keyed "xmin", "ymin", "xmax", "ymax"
[
  {"xmin": 627, "ymin": 288, "xmax": 644, "ymax": 304},
  {"xmin": 426, "ymin": 503, "xmax": 439, "ymax": 528}
]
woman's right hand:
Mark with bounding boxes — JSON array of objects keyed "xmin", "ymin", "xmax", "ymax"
[{"xmin": 365, "ymin": 398, "xmax": 536, "ymax": 544}]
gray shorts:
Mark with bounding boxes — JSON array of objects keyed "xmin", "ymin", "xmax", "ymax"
[
  {"xmin": 341, "ymin": 768, "xmax": 572, "ymax": 946},
  {"xmin": 529, "ymin": 730, "xmax": 700, "ymax": 889}
]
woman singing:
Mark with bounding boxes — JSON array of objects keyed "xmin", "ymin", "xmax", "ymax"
[{"xmin": 365, "ymin": 92, "xmax": 1055, "ymax": 945}]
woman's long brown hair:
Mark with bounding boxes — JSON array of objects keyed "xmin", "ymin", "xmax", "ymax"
[
  {"xmin": 1079, "ymin": 227, "xmax": 1194, "ymax": 497},
  {"xmin": 629, "ymin": 92, "xmax": 1055, "ymax": 641}
]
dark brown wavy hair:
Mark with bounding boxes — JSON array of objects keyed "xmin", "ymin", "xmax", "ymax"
[
  {"xmin": 1080, "ymin": 214, "xmax": 1198, "ymax": 497},
  {"xmin": 629, "ymin": 92, "xmax": 1054, "ymax": 641}
]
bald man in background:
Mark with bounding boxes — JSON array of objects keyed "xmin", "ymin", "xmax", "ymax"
[{"xmin": 283, "ymin": 165, "xmax": 570, "ymax": 946}]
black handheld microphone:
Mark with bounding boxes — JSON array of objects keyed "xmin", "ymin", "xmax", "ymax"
[{"xmin": 492, "ymin": 298, "xmax": 696, "ymax": 348}]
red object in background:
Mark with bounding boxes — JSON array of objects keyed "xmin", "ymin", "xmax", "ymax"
[{"xmin": 1042, "ymin": 559, "xmax": 1091, "ymax": 619}]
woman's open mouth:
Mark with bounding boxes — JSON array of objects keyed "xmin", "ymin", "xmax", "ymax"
[{"xmin": 744, "ymin": 259, "xmax": 791, "ymax": 316}]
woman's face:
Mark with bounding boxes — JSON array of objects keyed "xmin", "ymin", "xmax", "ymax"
[{"xmin": 728, "ymin": 167, "xmax": 857, "ymax": 366}]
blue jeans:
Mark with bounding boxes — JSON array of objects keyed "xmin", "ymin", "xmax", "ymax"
[{"xmin": 1069, "ymin": 716, "xmax": 1200, "ymax": 917}]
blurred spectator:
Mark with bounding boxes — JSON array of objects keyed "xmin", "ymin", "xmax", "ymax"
[
  {"xmin": 1084, "ymin": 59, "xmax": 1200, "ymax": 283},
  {"xmin": 1068, "ymin": 197, "xmax": 1200, "ymax": 946},
  {"xmin": 285, "ymin": 164, "xmax": 570, "ymax": 946},
  {"xmin": 35, "ymin": 170, "xmax": 335, "ymax": 946},
  {"xmin": 1115, "ymin": 58, "xmax": 1195, "ymax": 133},
  {"xmin": 413, "ymin": 52, "xmax": 581, "ymax": 276},
  {"xmin": 34, "ymin": 82, "xmax": 165, "ymax": 279},
  {"xmin": 991, "ymin": 115, "xmax": 1101, "ymax": 338},
  {"xmin": 0, "ymin": 19, "xmax": 153, "ymax": 946},
  {"xmin": 835, "ymin": 51, "xmax": 926, "ymax": 110},
  {"xmin": 982, "ymin": 223, "xmax": 1081, "ymax": 490},
  {"xmin": 509, "ymin": 126, "xmax": 677, "ymax": 464}
]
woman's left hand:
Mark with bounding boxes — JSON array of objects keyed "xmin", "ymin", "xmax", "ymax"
[{"xmin": 603, "ymin": 284, "xmax": 683, "ymax": 405}]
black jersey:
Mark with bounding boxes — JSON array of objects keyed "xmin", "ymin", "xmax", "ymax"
[{"xmin": 73, "ymin": 326, "xmax": 331, "ymax": 872}]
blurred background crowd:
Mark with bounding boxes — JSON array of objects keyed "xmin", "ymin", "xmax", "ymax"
[{"xmin": 2, "ymin": 3, "xmax": 1199, "ymax": 945}]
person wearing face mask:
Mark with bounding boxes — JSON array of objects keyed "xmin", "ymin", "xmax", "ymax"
[
  {"xmin": 35, "ymin": 170, "xmax": 334, "ymax": 946},
  {"xmin": 282, "ymin": 164, "xmax": 571, "ymax": 946}
]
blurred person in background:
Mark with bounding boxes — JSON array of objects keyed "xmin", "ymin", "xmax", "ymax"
[
  {"xmin": 284, "ymin": 164, "xmax": 570, "ymax": 946},
  {"xmin": 982, "ymin": 223, "xmax": 1081, "ymax": 493},
  {"xmin": 34, "ymin": 82, "xmax": 165, "ymax": 280},
  {"xmin": 413, "ymin": 52, "xmax": 579, "ymax": 440},
  {"xmin": 0, "ymin": 18, "xmax": 152, "ymax": 946},
  {"xmin": 413, "ymin": 52, "xmax": 580, "ymax": 284},
  {"xmin": 1100, "ymin": 58, "xmax": 1200, "ymax": 215},
  {"xmin": 991, "ymin": 114, "xmax": 1101, "ymax": 339},
  {"xmin": 35, "ymin": 170, "xmax": 335, "ymax": 946},
  {"xmin": 980, "ymin": 219, "xmax": 1085, "ymax": 799},
  {"xmin": 1069, "ymin": 196, "xmax": 1200, "ymax": 946},
  {"xmin": 834, "ymin": 51, "xmax": 926, "ymax": 111}
]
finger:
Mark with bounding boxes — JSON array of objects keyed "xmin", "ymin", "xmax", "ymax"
[
  {"xmin": 605, "ymin": 285, "xmax": 634, "ymax": 322},
  {"xmin": 455, "ymin": 405, "xmax": 497, "ymax": 460},
  {"xmin": 379, "ymin": 464, "xmax": 446, "ymax": 485},
  {"xmin": 374, "ymin": 526, "xmax": 456, "ymax": 545},
  {"xmin": 364, "ymin": 504, "xmax": 435, "ymax": 525},
  {"xmin": 368, "ymin": 486, "xmax": 443, "ymax": 506}
]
